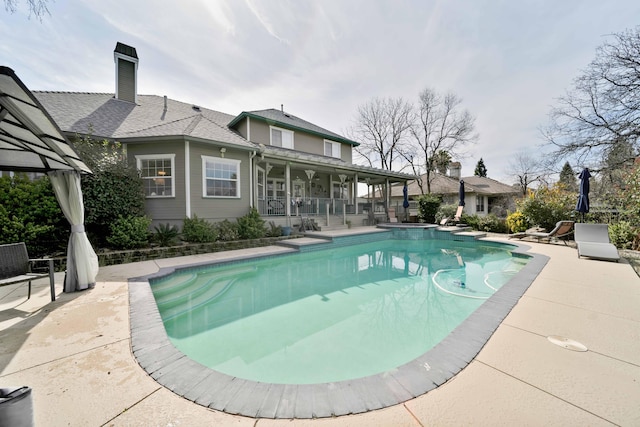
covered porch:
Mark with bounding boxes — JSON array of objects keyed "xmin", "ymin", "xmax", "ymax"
[{"xmin": 252, "ymin": 155, "xmax": 414, "ymax": 228}]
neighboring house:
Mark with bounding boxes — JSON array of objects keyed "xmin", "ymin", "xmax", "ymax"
[
  {"xmin": 34, "ymin": 43, "xmax": 414, "ymax": 229},
  {"xmin": 389, "ymin": 162, "xmax": 519, "ymax": 218}
]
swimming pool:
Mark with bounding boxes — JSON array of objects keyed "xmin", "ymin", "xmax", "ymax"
[
  {"xmin": 129, "ymin": 229, "xmax": 549, "ymax": 418},
  {"xmin": 152, "ymin": 239, "xmax": 526, "ymax": 384}
]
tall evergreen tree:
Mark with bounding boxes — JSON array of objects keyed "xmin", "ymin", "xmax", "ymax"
[
  {"xmin": 474, "ymin": 158, "xmax": 488, "ymax": 177},
  {"xmin": 558, "ymin": 161, "xmax": 577, "ymax": 191}
]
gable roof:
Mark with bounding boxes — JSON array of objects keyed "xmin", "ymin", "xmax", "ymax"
[
  {"xmin": 33, "ymin": 92, "xmax": 255, "ymax": 149},
  {"xmin": 389, "ymin": 173, "xmax": 518, "ymax": 198},
  {"xmin": 229, "ymin": 108, "xmax": 359, "ymax": 146}
]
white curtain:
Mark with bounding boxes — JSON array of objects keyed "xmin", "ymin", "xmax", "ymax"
[{"xmin": 48, "ymin": 170, "xmax": 99, "ymax": 292}]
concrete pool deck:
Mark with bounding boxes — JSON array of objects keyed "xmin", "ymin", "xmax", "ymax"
[{"xmin": 1, "ymin": 229, "xmax": 639, "ymax": 426}]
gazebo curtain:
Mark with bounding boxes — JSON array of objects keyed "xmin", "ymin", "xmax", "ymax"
[{"xmin": 48, "ymin": 170, "xmax": 98, "ymax": 292}]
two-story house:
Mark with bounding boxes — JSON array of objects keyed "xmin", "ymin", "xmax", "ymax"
[{"xmin": 34, "ymin": 43, "xmax": 414, "ymax": 229}]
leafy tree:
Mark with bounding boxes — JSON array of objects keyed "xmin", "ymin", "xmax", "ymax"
[
  {"xmin": 434, "ymin": 150, "xmax": 452, "ymax": 174},
  {"xmin": 558, "ymin": 161, "xmax": 577, "ymax": 192},
  {"xmin": 72, "ymin": 135, "xmax": 145, "ymax": 246},
  {"xmin": 474, "ymin": 158, "xmax": 488, "ymax": 177},
  {"xmin": 544, "ymin": 26, "xmax": 640, "ymax": 174}
]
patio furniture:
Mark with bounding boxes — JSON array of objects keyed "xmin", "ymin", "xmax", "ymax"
[
  {"xmin": 441, "ymin": 205, "xmax": 464, "ymax": 226},
  {"xmin": 575, "ymin": 223, "xmax": 620, "ymax": 262},
  {"xmin": 0, "ymin": 242, "xmax": 56, "ymax": 301},
  {"xmin": 509, "ymin": 220, "xmax": 574, "ymax": 244}
]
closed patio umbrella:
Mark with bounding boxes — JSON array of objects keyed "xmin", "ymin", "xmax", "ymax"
[
  {"xmin": 576, "ymin": 168, "xmax": 591, "ymax": 222},
  {"xmin": 458, "ymin": 180, "xmax": 465, "ymax": 207},
  {"xmin": 402, "ymin": 183, "xmax": 410, "ymax": 221}
]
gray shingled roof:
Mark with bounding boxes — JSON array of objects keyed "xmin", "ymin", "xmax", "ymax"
[
  {"xmin": 229, "ymin": 108, "xmax": 358, "ymax": 146},
  {"xmin": 34, "ymin": 92, "xmax": 255, "ymax": 149},
  {"xmin": 390, "ymin": 173, "xmax": 518, "ymax": 198}
]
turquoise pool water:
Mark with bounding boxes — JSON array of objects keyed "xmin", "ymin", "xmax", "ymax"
[{"xmin": 150, "ymin": 239, "xmax": 528, "ymax": 384}]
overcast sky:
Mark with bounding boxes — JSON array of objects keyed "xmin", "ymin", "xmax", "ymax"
[{"xmin": 2, "ymin": 0, "xmax": 640, "ymax": 182}]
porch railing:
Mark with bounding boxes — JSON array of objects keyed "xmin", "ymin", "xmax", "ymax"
[{"xmin": 258, "ymin": 198, "xmax": 355, "ymax": 216}]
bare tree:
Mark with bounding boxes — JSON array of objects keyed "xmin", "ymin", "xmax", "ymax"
[
  {"xmin": 399, "ymin": 88, "xmax": 477, "ymax": 194},
  {"xmin": 3, "ymin": 0, "xmax": 49, "ymax": 19},
  {"xmin": 543, "ymin": 26, "xmax": 640, "ymax": 171},
  {"xmin": 350, "ymin": 97, "xmax": 413, "ymax": 171},
  {"xmin": 508, "ymin": 151, "xmax": 546, "ymax": 195}
]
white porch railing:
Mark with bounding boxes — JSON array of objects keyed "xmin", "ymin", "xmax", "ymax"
[{"xmin": 258, "ymin": 197, "xmax": 356, "ymax": 217}]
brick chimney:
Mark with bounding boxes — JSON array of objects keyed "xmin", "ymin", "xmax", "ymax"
[{"xmin": 113, "ymin": 42, "xmax": 138, "ymax": 103}]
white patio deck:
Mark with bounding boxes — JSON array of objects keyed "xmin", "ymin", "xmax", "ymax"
[{"xmin": 1, "ymin": 233, "xmax": 639, "ymax": 426}]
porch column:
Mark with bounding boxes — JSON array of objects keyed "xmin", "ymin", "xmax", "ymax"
[
  {"xmin": 354, "ymin": 173, "xmax": 359, "ymax": 214},
  {"xmin": 386, "ymin": 178, "xmax": 390, "ymax": 214},
  {"xmin": 285, "ymin": 162, "xmax": 291, "ymax": 217}
]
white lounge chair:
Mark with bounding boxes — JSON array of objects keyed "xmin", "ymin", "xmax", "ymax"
[{"xmin": 574, "ymin": 223, "xmax": 620, "ymax": 262}]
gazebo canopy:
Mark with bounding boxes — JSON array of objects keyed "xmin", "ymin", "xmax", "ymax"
[{"xmin": 0, "ymin": 66, "xmax": 91, "ymax": 174}]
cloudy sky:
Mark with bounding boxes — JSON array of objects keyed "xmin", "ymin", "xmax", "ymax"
[{"xmin": 2, "ymin": 0, "xmax": 639, "ymax": 182}]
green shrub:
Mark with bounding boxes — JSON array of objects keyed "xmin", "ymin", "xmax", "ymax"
[
  {"xmin": 182, "ymin": 215, "xmax": 217, "ymax": 243},
  {"xmin": 609, "ymin": 221, "xmax": 638, "ymax": 249},
  {"xmin": 517, "ymin": 185, "xmax": 575, "ymax": 231},
  {"xmin": 417, "ymin": 194, "xmax": 442, "ymax": 223},
  {"xmin": 0, "ymin": 174, "xmax": 67, "ymax": 257},
  {"xmin": 475, "ymin": 214, "xmax": 508, "ymax": 233},
  {"xmin": 74, "ymin": 136, "xmax": 146, "ymax": 247},
  {"xmin": 236, "ymin": 207, "xmax": 266, "ymax": 239},
  {"xmin": 215, "ymin": 219, "xmax": 240, "ymax": 242},
  {"xmin": 106, "ymin": 216, "xmax": 151, "ymax": 249},
  {"xmin": 506, "ymin": 211, "xmax": 529, "ymax": 233},
  {"xmin": 266, "ymin": 221, "xmax": 283, "ymax": 237},
  {"xmin": 153, "ymin": 223, "xmax": 180, "ymax": 246}
]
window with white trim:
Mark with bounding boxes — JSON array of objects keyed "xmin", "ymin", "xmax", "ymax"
[
  {"xmin": 476, "ymin": 196, "xmax": 485, "ymax": 213},
  {"xmin": 270, "ymin": 126, "xmax": 294, "ymax": 149},
  {"xmin": 202, "ymin": 156, "xmax": 241, "ymax": 198},
  {"xmin": 324, "ymin": 140, "xmax": 341, "ymax": 159},
  {"xmin": 136, "ymin": 154, "xmax": 175, "ymax": 197}
]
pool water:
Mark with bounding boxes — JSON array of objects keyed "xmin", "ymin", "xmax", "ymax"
[{"xmin": 151, "ymin": 239, "xmax": 528, "ymax": 384}]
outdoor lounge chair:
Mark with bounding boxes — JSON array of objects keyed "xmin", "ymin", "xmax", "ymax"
[
  {"xmin": 574, "ymin": 223, "xmax": 620, "ymax": 262},
  {"xmin": 510, "ymin": 220, "xmax": 574, "ymax": 244},
  {"xmin": 440, "ymin": 206, "xmax": 464, "ymax": 226}
]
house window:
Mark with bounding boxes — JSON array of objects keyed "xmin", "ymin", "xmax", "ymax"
[
  {"xmin": 257, "ymin": 167, "xmax": 265, "ymax": 200},
  {"xmin": 270, "ymin": 126, "xmax": 294, "ymax": 149},
  {"xmin": 202, "ymin": 156, "xmax": 241, "ymax": 198},
  {"xmin": 136, "ymin": 154, "xmax": 175, "ymax": 197},
  {"xmin": 476, "ymin": 196, "xmax": 485, "ymax": 213},
  {"xmin": 324, "ymin": 140, "xmax": 341, "ymax": 159}
]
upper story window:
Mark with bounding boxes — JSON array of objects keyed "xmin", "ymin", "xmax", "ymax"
[
  {"xmin": 136, "ymin": 154, "xmax": 175, "ymax": 198},
  {"xmin": 270, "ymin": 126, "xmax": 294, "ymax": 149},
  {"xmin": 202, "ymin": 155, "xmax": 241, "ymax": 198},
  {"xmin": 324, "ymin": 140, "xmax": 341, "ymax": 159}
]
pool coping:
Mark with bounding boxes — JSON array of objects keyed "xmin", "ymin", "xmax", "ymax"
[{"xmin": 128, "ymin": 235, "xmax": 548, "ymax": 419}]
